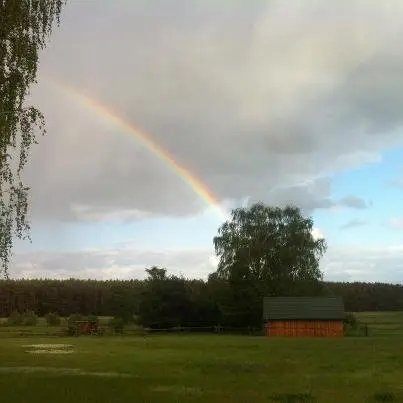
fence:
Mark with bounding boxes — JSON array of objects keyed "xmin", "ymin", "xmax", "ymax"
[
  {"xmin": 142, "ymin": 325, "xmax": 263, "ymax": 335},
  {"xmin": 344, "ymin": 323, "xmax": 369, "ymax": 337},
  {"xmin": 0, "ymin": 321, "xmax": 370, "ymax": 337},
  {"xmin": 135, "ymin": 324, "xmax": 369, "ymax": 337}
]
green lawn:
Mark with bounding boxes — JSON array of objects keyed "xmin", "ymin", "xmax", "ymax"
[
  {"xmin": 0, "ymin": 312, "xmax": 403, "ymax": 402},
  {"xmin": 0, "ymin": 316, "xmax": 141, "ymax": 338},
  {"xmin": 355, "ymin": 311, "xmax": 403, "ymax": 337},
  {"xmin": 0, "ymin": 334, "xmax": 403, "ymax": 402}
]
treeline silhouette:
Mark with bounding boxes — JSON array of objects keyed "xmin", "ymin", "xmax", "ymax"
[
  {"xmin": 0, "ymin": 277, "xmax": 402, "ymax": 326},
  {"xmin": 0, "ymin": 204, "xmax": 353, "ymax": 329}
]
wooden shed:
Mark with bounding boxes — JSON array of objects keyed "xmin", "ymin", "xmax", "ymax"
[{"xmin": 263, "ymin": 296, "xmax": 344, "ymax": 337}]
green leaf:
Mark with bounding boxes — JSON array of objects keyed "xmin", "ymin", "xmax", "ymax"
[{"xmin": 0, "ymin": 0, "xmax": 66, "ymax": 277}]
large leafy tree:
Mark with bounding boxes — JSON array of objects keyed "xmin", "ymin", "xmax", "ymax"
[
  {"xmin": 139, "ymin": 268, "xmax": 194, "ymax": 329},
  {"xmin": 212, "ymin": 203, "xmax": 327, "ymax": 325},
  {"xmin": 145, "ymin": 266, "xmax": 167, "ymax": 281},
  {"xmin": 0, "ymin": 0, "xmax": 65, "ymax": 277}
]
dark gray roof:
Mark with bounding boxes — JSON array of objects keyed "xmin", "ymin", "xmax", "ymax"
[{"xmin": 263, "ymin": 296, "xmax": 345, "ymax": 321}]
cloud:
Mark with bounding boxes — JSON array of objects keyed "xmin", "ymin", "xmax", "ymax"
[
  {"xmin": 389, "ymin": 176, "xmax": 403, "ymax": 189},
  {"xmin": 23, "ymin": 0, "xmax": 403, "ymax": 222},
  {"xmin": 311, "ymin": 227, "xmax": 325, "ymax": 240},
  {"xmin": 10, "ymin": 246, "xmax": 217, "ymax": 280},
  {"xmin": 257, "ymin": 177, "xmax": 368, "ymax": 215},
  {"xmin": 333, "ymin": 151, "xmax": 381, "ymax": 170},
  {"xmin": 322, "ymin": 244, "xmax": 403, "ymax": 284},
  {"xmin": 388, "ymin": 218, "xmax": 403, "ymax": 229},
  {"xmin": 10, "ymin": 241, "xmax": 403, "ymax": 284},
  {"xmin": 70, "ymin": 204, "xmax": 154, "ymax": 223},
  {"xmin": 338, "ymin": 196, "xmax": 368, "ymax": 210},
  {"xmin": 340, "ymin": 219, "xmax": 369, "ymax": 230},
  {"xmin": 389, "ymin": 180, "xmax": 403, "ymax": 188}
]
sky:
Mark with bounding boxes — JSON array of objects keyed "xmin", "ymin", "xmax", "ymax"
[{"xmin": 9, "ymin": 0, "xmax": 403, "ymax": 283}]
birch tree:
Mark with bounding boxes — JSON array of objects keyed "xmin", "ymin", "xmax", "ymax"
[{"xmin": 0, "ymin": 0, "xmax": 65, "ymax": 277}]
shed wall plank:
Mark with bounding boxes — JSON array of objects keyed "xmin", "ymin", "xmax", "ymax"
[{"xmin": 265, "ymin": 320, "xmax": 343, "ymax": 337}]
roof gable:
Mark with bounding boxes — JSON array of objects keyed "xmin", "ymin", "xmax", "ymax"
[{"xmin": 263, "ymin": 296, "xmax": 345, "ymax": 321}]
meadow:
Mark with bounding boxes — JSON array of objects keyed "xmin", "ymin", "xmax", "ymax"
[
  {"xmin": 0, "ymin": 313, "xmax": 403, "ymax": 402},
  {"xmin": 355, "ymin": 311, "xmax": 403, "ymax": 337}
]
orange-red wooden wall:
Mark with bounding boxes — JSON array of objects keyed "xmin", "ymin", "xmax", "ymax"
[{"xmin": 265, "ymin": 320, "xmax": 343, "ymax": 337}]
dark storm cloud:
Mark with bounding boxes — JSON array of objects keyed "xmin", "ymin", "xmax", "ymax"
[{"xmin": 22, "ymin": 0, "xmax": 403, "ymax": 222}]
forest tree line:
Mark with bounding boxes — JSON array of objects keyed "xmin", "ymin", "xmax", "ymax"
[
  {"xmin": 2, "ymin": 203, "xmax": 396, "ymax": 328},
  {"xmin": 0, "ymin": 277, "xmax": 401, "ymax": 326}
]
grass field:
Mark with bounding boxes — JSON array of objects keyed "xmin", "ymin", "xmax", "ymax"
[
  {"xmin": 0, "ymin": 313, "xmax": 402, "ymax": 402},
  {"xmin": 1, "ymin": 335, "xmax": 403, "ymax": 402},
  {"xmin": 355, "ymin": 311, "xmax": 403, "ymax": 337}
]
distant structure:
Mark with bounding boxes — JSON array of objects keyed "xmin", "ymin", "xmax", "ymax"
[{"xmin": 263, "ymin": 296, "xmax": 345, "ymax": 337}]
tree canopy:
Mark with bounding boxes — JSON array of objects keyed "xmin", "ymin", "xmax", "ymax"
[
  {"xmin": 139, "ymin": 268, "xmax": 194, "ymax": 329},
  {"xmin": 145, "ymin": 266, "xmax": 167, "ymax": 281},
  {"xmin": 0, "ymin": 277, "xmax": 402, "ymax": 326},
  {"xmin": 211, "ymin": 203, "xmax": 327, "ymax": 326},
  {"xmin": 214, "ymin": 203, "xmax": 326, "ymax": 289},
  {"xmin": 0, "ymin": 0, "xmax": 65, "ymax": 277}
]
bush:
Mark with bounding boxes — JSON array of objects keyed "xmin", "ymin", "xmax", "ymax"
[
  {"xmin": 22, "ymin": 311, "xmax": 38, "ymax": 326},
  {"xmin": 67, "ymin": 313, "xmax": 84, "ymax": 326},
  {"xmin": 373, "ymin": 391, "xmax": 395, "ymax": 402},
  {"xmin": 344, "ymin": 313, "xmax": 358, "ymax": 329},
  {"xmin": 343, "ymin": 312, "xmax": 369, "ymax": 337},
  {"xmin": 66, "ymin": 313, "xmax": 84, "ymax": 335},
  {"xmin": 108, "ymin": 317, "xmax": 125, "ymax": 334},
  {"xmin": 64, "ymin": 314, "xmax": 102, "ymax": 336},
  {"xmin": 44, "ymin": 312, "xmax": 61, "ymax": 326},
  {"xmin": 7, "ymin": 311, "xmax": 23, "ymax": 326},
  {"xmin": 7, "ymin": 311, "xmax": 38, "ymax": 326},
  {"xmin": 87, "ymin": 315, "xmax": 99, "ymax": 325}
]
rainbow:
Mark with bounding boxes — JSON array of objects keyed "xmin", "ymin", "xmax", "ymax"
[{"xmin": 46, "ymin": 79, "xmax": 228, "ymax": 221}]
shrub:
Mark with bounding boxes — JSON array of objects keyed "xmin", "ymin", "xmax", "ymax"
[
  {"xmin": 343, "ymin": 312, "xmax": 369, "ymax": 337},
  {"xmin": 108, "ymin": 317, "xmax": 125, "ymax": 334},
  {"xmin": 373, "ymin": 392, "xmax": 395, "ymax": 402},
  {"xmin": 22, "ymin": 311, "xmax": 38, "ymax": 326},
  {"xmin": 7, "ymin": 311, "xmax": 38, "ymax": 326},
  {"xmin": 44, "ymin": 312, "xmax": 61, "ymax": 326},
  {"xmin": 64, "ymin": 314, "xmax": 102, "ymax": 336},
  {"xmin": 66, "ymin": 313, "xmax": 84, "ymax": 335},
  {"xmin": 67, "ymin": 313, "xmax": 84, "ymax": 326},
  {"xmin": 87, "ymin": 315, "xmax": 99, "ymax": 325},
  {"xmin": 344, "ymin": 313, "xmax": 358, "ymax": 329},
  {"xmin": 7, "ymin": 311, "xmax": 23, "ymax": 326}
]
